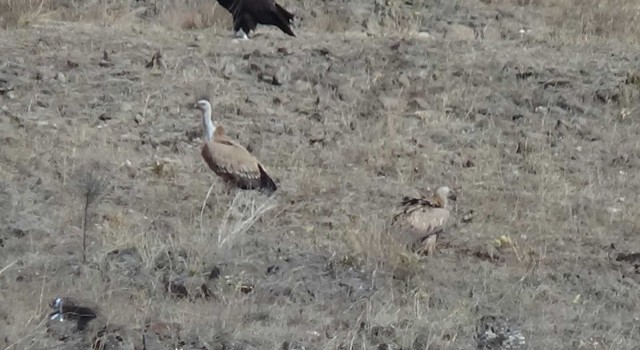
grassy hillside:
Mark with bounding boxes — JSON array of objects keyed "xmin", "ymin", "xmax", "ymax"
[{"xmin": 1, "ymin": 0, "xmax": 640, "ymax": 349}]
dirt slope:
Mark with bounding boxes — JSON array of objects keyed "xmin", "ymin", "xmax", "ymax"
[{"xmin": 1, "ymin": 0, "xmax": 640, "ymax": 349}]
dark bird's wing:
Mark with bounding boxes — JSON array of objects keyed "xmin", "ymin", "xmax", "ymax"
[
  {"xmin": 275, "ymin": 2, "xmax": 295, "ymax": 24},
  {"xmin": 231, "ymin": 0, "xmax": 296, "ymax": 37},
  {"xmin": 216, "ymin": 0, "xmax": 236, "ymax": 12}
]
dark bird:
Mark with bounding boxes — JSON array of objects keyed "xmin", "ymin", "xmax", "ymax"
[
  {"xmin": 194, "ymin": 99, "xmax": 278, "ymax": 195},
  {"xmin": 216, "ymin": 0, "xmax": 296, "ymax": 39}
]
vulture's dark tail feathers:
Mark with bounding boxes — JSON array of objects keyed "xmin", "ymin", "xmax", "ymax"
[{"xmin": 258, "ymin": 164, "xmax": 278, "ymax": 195}]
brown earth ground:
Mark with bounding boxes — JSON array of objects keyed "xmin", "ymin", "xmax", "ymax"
[{"xmin": 2, "ymin": 0, "xmax": 640, "ymax": 349}]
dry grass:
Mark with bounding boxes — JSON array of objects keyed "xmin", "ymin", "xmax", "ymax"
[
  {"xmin": 1, "ymin": 0, "xmax": 640, "ymax": 349},
  {"xmin": 490, "ymin": 0, "xmax": 640, "ymax": 42}
]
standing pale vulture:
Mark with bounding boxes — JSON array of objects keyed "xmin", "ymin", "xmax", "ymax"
[
  {"xmin": 391, "ymin": 186, "xmax": 457, "ymax": 255},
  {"xmin": 194, "ymin": 99, "xmax": 277, "ymax": 194},
  {"xmin": 215, "ymin": 0, "xmax": 295, "ymax": 39}
]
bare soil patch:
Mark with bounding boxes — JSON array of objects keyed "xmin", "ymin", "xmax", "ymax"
[{"xmin": 1, "ymin": 0, "xmax": 640, "ymax": 349}]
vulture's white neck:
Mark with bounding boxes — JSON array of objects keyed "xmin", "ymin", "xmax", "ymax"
[{"xmin": 202, "ymin": 106, "xmax": 215, "ymax": 142}]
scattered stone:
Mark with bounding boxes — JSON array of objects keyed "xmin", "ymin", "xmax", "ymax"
[
  {"xmin": 276, "ymin": 47, "xmax": 290, "ymax": 55},
  {"xmin": 274, "ymin": 66, "xmax": 290, "ymax": 86},
  {"xmin": 475, "ymin": 315, "xmax": 526, "ymax": 350},
  {"xmin": 461, "ymin": 210, "xmax": 474, "ymax": 223},
  {"xmin": 93, "ymin": 325, "xmax": 140, "ymax": 350},
  {"xmin": 142, "ymin": 321, "xmax": 182, "ymax": 350},
  {"xmin": 0, "ymin": 79, "xmax": 14, "ymax": 94},
  {"xmin": 240, "ymin": 284, "xmax": 254, "ymax": 294},
  {"xmin": 258, "ymin": 73, "xmax": 275, "ymax": 85},
  {"xmin": 119, "ymin": 102, "xmax": 132, "ymax": 112},
  {"xmin": 56, "ymin": 72, "xmax": 67, "ymax": 83},
  {"xmin": 103, "ymin": 247, "xmax": 143, "ymax": 278},
  {"xmin": 222, "ymin": 61, "xmax": 235, "ymax": 79}
]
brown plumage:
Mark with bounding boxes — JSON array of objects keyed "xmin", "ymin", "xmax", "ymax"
[
  {"xmin": 391, "ymin": 186, "xmax": 457, "ymax": 255},
  {"xmin": 195, "ymin": 99, "xmax": 277, "ymax": 195}
]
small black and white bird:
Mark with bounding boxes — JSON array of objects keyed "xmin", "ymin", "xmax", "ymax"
[
  {"xmin": 48, "ymin": 297, "xmax": 99, "ymax": 331},
  {"xmin": 216, "ymin": 0, "xmax": 296, "ymax": 39}
]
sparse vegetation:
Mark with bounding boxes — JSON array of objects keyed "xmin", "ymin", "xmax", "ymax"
[
  {"xmin": 1, "ymin": 0, "xmax": 640, "ymax": 349},
  {"xmin": 72, "ymin": 162, "xmax": 108, "ymax": 264}
]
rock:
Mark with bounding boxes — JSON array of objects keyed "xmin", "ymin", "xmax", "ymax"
[
  {"xmin": 443, "ymin": 24, "xmax": 476, "ymax": 41},
  {"xmin": 104, "ymin": 247, "xmax": 143, "ymax": 278},
  {"xmin": 119, "ymin": 102, "xmax": 132, "ymax": 112},
  {"xmin": 98, "ymin": 113, "xmax": 112, "ymax": 121},
  {"xmin": 475, "ymin": 315, "xmax": 526, "ymax": 350},
  {"xmin": 94, "ymin": 333, "xmax": 135, "ymax": 350},
  {"xmin": 56, "ymin": 72, "xmax": 67, "ymax": 83},
  {"xmin": 143, "ymin": 321, "xmax": 182, "ymax": 350},
  {"xmin": 0, "ymin": 78, "xmax": 14, "ymax": 94},
  {"xmin": 222, "ymin": 61, "xmax": 235, "ymax": 79},
  {"xmin": 134, "ymin": 114, "xmax": 144, "ymax": 125},
  {"xmin": 46, "ymin": 315, "xmax": 82, "ymax": 341},
  {"xmin": 273, "ymin": 66, "xmax": 290, "ymax": 86},
  {"xmin": 293, "ymin": 80, "xmax": 312, "ymax": 92},
  {"xmin": 416, "ymin": 31, "xmax": 433, "ymax": 40},
  {"xmin": 93, "ymin": 326, "xmax": 139, "ymax": 350}
]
